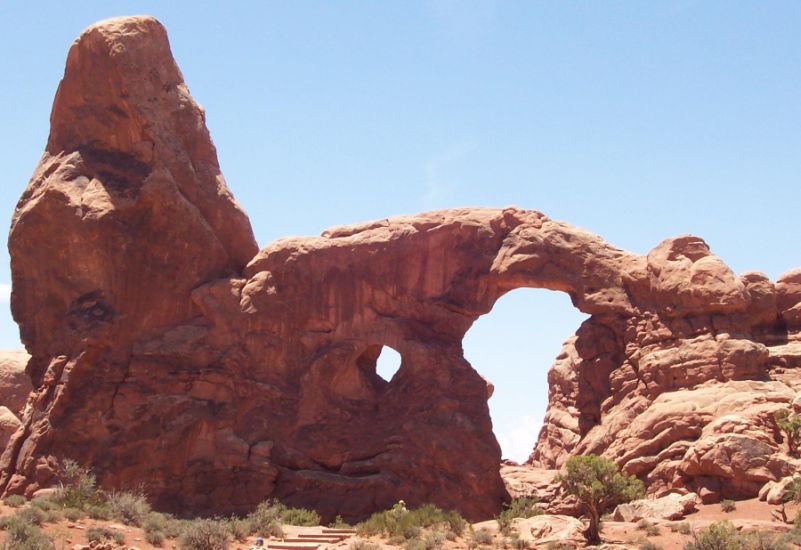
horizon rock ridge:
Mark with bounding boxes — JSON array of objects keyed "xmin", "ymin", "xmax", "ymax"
[{"xmin": 2, "ymin": 15, "xmax": 801, "ymax": 520}]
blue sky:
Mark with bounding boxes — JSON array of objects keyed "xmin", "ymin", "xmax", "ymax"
[{"xmin": 1, "ymin": 2, "xmax": 799, "ymax": 461}]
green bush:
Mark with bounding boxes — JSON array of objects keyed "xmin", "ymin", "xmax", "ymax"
[
  {"xmin": 640, "ymin": 542, "xmax": 664, "ymax": 550},
  {"xmin": 497, "ymin": 497, "xmax": 541, "ymax": 531},
  {"xmin": 331, "ymin": 515, "xmax": 352, "ymax": 528},
  {"xmin": 357, "ymin": 503, "xmax": 465, "ymax": 539},
  {"xmin": 178, "ymin": 519, "xmax": 231, "ymax": 550},
  {"xmin": 720, "ymin": 499, "xmax": 736, "ymax": 513},
  {"xmin": 645, "ymin": 524, "xmax": 660, "ymax": 537},
  {"xmin": 17, "ymin": 506, "xmax": 47, "ymax": 526},
  {"xmin": 556, "ymin": 454, "xmax": 645, "ymax": 544},
  {"xmin": 86, "ymin": 526, "xmax": 115, "ymax": 542},
  {"xmin": 3, "ymin": 494, "xmax": 26, "ymax": 507},
  {"xmin": 743, "ymin": 531, "xmax": 789, "ymax": 550},
  {"xmin": 422, "ymin": 530, "xmax": 445, "ymax": 550},
  {"xmin": 683, "ymin": 521, "xmax": 742, "ymax": 550},
  {"xmin": 107, "ymin": 490, "xmax": 151, "ymax": 526},
  {"xmin": 164, "ymin": 517, "xmax": 188, "ymax": 539},
  {"xmin": 278, "ymin": 505, "xmax": 321, "ymax": 526},
  {"xmin": 63, "ymin": 507, "xmax": 84, "ymax": 521},
  {"xmin": 30, "ymin": 497, "xmax": 59, "ymax": 511},
  {"xmin": 246, "ymin": 501, "xmax": 283, "ymax": 537},
  {"xmin": 144, "ymin": 511, "xmax": 167, "ymax": 532},
  {"xmin": 146, "ymin": 529, "xmax": 166, "ymax": 547},
  {"xmin": 86, "ymin": 503, "xmax": 111, "ymax": 520},
  {"xmin": 3, "ymin": 515, "xmax": 54, "ymax": 550},
  {"xmin": 58, "ymin": 459, "xmax": 101, "ymax": 509},
  {"xmin": 781, "ymin": 478, "xmax": 801, "ymax": 504},
  {"xmin": 225, "ymin": 517, "xmax": 249, "ymax": 541},
  {"xmin": 775, "ymin": 408, "xmax": 801, "ymax": 457},
  {"xmin": 471, "ymin": 528, "xmax": 493, "ymax": 545},
  {"xmin": 511, "ymin": 533, "xmax": 530, "ymax": 549}
]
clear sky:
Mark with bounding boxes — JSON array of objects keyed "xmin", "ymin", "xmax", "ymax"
[{"xmin": 1, "ymin": 2, "xmax": 799, "ymax": 462}]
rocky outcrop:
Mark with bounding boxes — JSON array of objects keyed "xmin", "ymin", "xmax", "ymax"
[
  {"xmin": 612, "ymin": 493, "xmax": 698, "ymax": 522},
  {"xmin": 3, "ymin": 14, "xmax": 801, "ymax": 522},
  {"xmin": 0, "ymin": 349, "xmax": 32, "ymax": 415},
  {"xmin": 511, "ymin": 515, "xmax": 586, "ymax": 546}
]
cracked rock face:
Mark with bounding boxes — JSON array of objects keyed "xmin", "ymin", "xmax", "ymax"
[{"xmin": 3, "ymin": 15, "xmax": 801, "ymax": 520}]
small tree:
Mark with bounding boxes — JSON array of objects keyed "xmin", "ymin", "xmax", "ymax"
[
  {"xmin": 774, "ymin": 408, "xmax": 801, "ymax": 457},
  {"xmin": 556, "ymin": 454, "xmax": 644, "ymax": 544}
]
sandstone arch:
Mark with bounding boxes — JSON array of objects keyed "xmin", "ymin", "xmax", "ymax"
[{"xmin": 3, "ymin": 15, "xmax": 801, "ymax": 521}]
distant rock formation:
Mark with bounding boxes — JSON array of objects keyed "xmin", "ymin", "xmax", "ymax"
[{"xmin": 3, "ymin": 15, "xmax": 800, "ymax": 521}]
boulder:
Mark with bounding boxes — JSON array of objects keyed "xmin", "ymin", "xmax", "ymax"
[
  {"xmin": 0, "ymin": 407, "xmax": 21, "ymax": 450},
  {"xmin": 512, "ymin": 515, "xmax": 585, "ymax": 545},
  {"xmin": 0, "ymin": 349, "xmax": 32, "ymax": 415},
  {"xmin": 612, "ymin": 492, "xmax": 698, "ymax": 522},
  {"xmin": 760, "ymin": 476, "xmax": 798, "ymax": 505}
]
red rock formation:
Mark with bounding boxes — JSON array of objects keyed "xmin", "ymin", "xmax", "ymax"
[{"xmin": 4, "ymin": 14, "xmax": 801, "ymax": 521}]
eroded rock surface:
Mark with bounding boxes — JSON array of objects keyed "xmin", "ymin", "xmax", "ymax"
[
  {"xmin": 0, "ymin": 349, "xmax": 32, "ymax": 415},
  {"xmin": 3, "ymin": 14, "xmax": 801, "ymax": 521}
]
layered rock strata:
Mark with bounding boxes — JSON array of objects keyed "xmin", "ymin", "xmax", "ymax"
[{"xmin": 3, "ymin": 15, "xmax": 800, "ymax": 520}]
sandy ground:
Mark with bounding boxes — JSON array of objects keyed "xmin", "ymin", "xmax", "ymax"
[{"xmin": 0, "ymin": 498, "xmax": 798, "ymax": 549}]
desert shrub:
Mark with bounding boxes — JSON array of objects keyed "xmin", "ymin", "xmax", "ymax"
[
  {"xmin": 245, "ymin": 502, "xmax": 283, "ymax": 537},
  {"xmin": 3, "ymin": 515, "xmax": 54, "ymax": 549},
  {"xmin": 86, "ymin": 526, "xmax": 115, "ymax": 542},
  {"xmin": 721, "ymin": 499, "xmax": 736, "ymax": 513},
  {"xmin": 178, "ymin": 519, "xmax": 231, "ymax": 550},
  {"xmin": 556, "ymin": 454, "xmax": 644, "ymax": 544},
  {"xmin": 645, "ymin": 524, "xmax": 660, "ymax": 537},
  {"xmin": 86, "ymin": 503, "xmax": 111, "ymax": 520},
  {"xmin": 58, "ymin": 458, "xmax": 101, "ymax": 509},
  {"xmin": 350, "ymin": 542, "xmax": 380, "ymax": 550},
  {"xmin": 107, "ymin": 490, "xmax": 151, "ymax": 526},
  {"xmin": 225, "ymin": 517, "xmax": 249, "ymax": 541},
  {"xmin": 679, "ymin": 522, "xmax": 692, "ymax": 535},
  {"xmin": 165, "ymin": 518, "xmax": 190, "ymax": 539},
  {"xmin": 17, "ymin": 505, "xmax": 47, "ymax": 526},
  {"xmin": 423, "ymin": 530, "xmax": 446, "ymax": 549},
  {"xmin": 683, "ymin": 521, "xmax": 742, "ymax": 550},
  {"xmin": 62, "ymin": 507, "xmax": 84, "ymax": 521},
  {"xmin": 640, "ymin": 542, "xmax": 664, "ymax": 550},
  {"xmin": 3, "ymin": 494, "xmax": 26, "ymax": 507},
  {"xmin": 637, "ymin": 519, "xmax": 653, "ymax": 530},
  {"xmin": 331, "ymin": 515, "xmax": 352, "ymax": 528},
  {"xmin": 146, "ymin": 529, "xmax": 166, "ymax": 547},
  {"xmin": 29, "ymin": 497, "xmax": 59, "ymax": 511},
  {"xmin": 497, "ymin": 497, "xmax": 541, "ymax": 532},
  {"xmin": 511, "ymin": 533, "xmax": 530, "ymax": 549},
  {"xmin": 357, "ymin": 503, "xmax": 464, "ymax": 539},
  {"xmin": 775, "ymin": 408, "xmax": 801, "ymax": 457},
  {"xmin": 405, "ymin": 540, "xmax": 426, "ymax": 550},
  {"xmin": 743, "ymin": 531, "xmax": 789, "ymax": 550},
  {"xmin": 278, "ymin": 505, "xmax": 320, "ymax": 526},
  {"xmin": 388, "ymin": 535, "xmax": 406, "ymax": 545},
  {"xmin": 472, "ymin": 527, "xmax": 494, "ymax": 545},
  {"xmin": 144, "ymin": 511, "xmax": 168, "ymax": 532}
]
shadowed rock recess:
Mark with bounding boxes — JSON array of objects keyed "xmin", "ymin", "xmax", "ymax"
[{"xmin": 3, "ymin": 16, "xmax": 801, "ymax": 520}]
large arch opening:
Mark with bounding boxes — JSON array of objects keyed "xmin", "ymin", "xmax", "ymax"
[{"xmin": 463, "ymin": 288, "xmax": 588, "ymax": 463}]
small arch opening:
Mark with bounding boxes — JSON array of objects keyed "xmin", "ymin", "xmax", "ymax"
[{"xmin": 375, "ymin": 346, "xmax": 402, "ymax": 383}]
